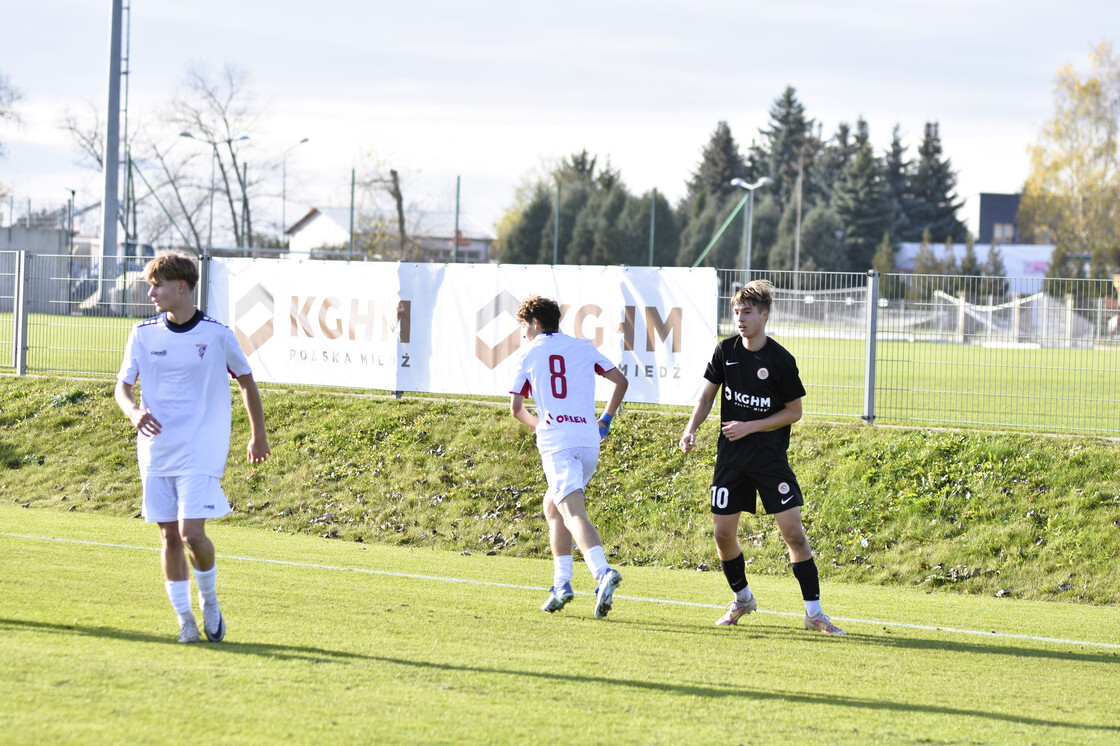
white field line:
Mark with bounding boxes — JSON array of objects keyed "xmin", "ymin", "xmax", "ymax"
[{"xmin": 6, "ymin": 532, "xmax": 1120, "ymax": 651}]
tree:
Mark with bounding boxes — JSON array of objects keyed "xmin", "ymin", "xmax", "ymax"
[
  {"xmin": 169, "ymin": 63, "xmax": 261, "ymax": 248},
  {"xmin": 959, "ymin": 234, "xmax": 981, "ymax": 276},
  {"xmin": 0, "ymin": 71, "xmax": 20, "ymax": 158},
  {"xmin": 759, "ymin": 86, "xmax": 812, "ymax": 210},
  {"xmin": 0, "ymin": 71, "xmax": 22, "ymax": 197},
  {"xmin": 982, "ymin": 243, "xmax": 1009, "ymax": 300},
  {"xmin": 797, "ymin": 204, "xmax": 845, "ymax": 272},
  {"xmin": 684, "ymin": 121, "xmax": 747, "ymax": 205},
  {"xmin": 494, "ymin": 185, "xmax": 553, "ymax": 264},
  {"xmin": 1019, "ymin": 41, "xmax": 1120, "ymax": 277},
  {"xmin": 872, "ymin": 232, "xmax": 905, "ymax": 299},
  {"xmin": 832, "ymin": 139, "xmax": 892, "ymax": 271},
  {"xmin": 884, "ymin": 124, "xmax": 915, "ymax": 242},
  {"xmin": 904, "ymin": 122, "xmax": 967, "ymax": 243}
]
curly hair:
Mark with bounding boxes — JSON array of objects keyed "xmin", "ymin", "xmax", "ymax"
[{"xmin": 516, "ymin": 295, "xmax": 561, "ymax": 332}]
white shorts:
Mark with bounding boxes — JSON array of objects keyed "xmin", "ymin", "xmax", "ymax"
[
  {"xmin": 141, "ymin": 475, "xmax": 232, "ymax": 523},
  {"xmin": 540, "ymin": 447, "xmax": 599, "ymax": 506}
]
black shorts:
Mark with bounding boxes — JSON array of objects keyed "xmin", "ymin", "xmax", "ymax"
[{"xmin": 710, "ymin": 461, "xmax": 803, "ymax": 515}]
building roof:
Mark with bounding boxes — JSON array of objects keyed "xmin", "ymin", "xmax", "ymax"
[{"xmin": 287, "ymin": 207, "xmax": 496, "ymax": 241}]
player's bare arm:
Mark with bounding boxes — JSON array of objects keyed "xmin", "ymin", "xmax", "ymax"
[
  {"xmin": 236, "ymin": 374, "xmax": 271, "ymax": 463},
  {"xmin": 510, "ymin": 393, "xmax": 538, "ymax": 430},
  {"xmin": 114, "ymin": 379, "xmax": 162, "ymax": 437},
  {"xmin": 679, "ymin": 380, "xmax": 719, "ymax": 453},
  {"xmin": 720, "ymin": 398, "xmax": 803, "ymax": 442}
]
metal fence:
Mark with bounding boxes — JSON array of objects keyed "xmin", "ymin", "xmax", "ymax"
[
  {"xmin": 2, "ymin": 250, "xmax": 1117, "ymax": 435},
  {"xmin": 718, "ymin": 269, "xmax": 1120, "ymax": 434}
]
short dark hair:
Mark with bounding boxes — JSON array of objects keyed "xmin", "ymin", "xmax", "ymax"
[
  {"xmin": 143, "ymin": 254, "xmax": 198, "ymax": 290},
  {"xmin": 516, "ymin": 295, "xmax": 561, "ymax": 332},
  {"xmin": 731, "ymin": 279, "xmax": 775, "ymax": 313}
]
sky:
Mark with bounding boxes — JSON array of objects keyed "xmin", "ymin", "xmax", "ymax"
[{"xmin": 1, "ymin": 0, "xmax": 1116, "ymax": 242}]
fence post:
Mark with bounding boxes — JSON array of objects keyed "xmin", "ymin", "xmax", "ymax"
[
  {"xmin": 199, "ymin": 253, "xmax": 211, "ymax": 314},
  {"xmin": 13, "ymin": 251, "xmax": 28, "ymax": 375},
  {"xmin": 1065, "ymin": 293, "xmax": 1074, "ymax": 347},
  {"xmin": 862, "ymin": 270, "xmax": 879, "ymax": 424}
]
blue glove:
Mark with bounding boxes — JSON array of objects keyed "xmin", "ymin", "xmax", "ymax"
[{"xmin": 598, "ymin": 412, "xmax": 613, "ymax": 439}]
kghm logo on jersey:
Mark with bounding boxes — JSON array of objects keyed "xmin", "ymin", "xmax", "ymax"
[
  {"xmin": 757, "ymin": 367, "xmax": 770, "ymax": 380},
  {"xmin": 196, "ymin": 344, "xmax": 208, "ymax": 359},
  {"xmin": 724, "ymin": 386, "xmax": 771, "ymax": 411}
]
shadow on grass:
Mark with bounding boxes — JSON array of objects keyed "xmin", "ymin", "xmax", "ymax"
[
  {"xmin": 612, "ymin": 615, "xmax": 1120, "ymax": 666},
  {"xmin": 3, "ymin": 615, "xmax": 1118, "ymax": 736}
]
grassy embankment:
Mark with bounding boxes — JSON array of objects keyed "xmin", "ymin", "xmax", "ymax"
[{"xmin": 2, "ymin": 375, "xmax": 1118, "ymax": 604}]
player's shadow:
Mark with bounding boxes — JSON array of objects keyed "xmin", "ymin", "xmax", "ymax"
[
  {"xmin": 5, "ymin": 615, "xmax": 1118, "ymax": 737},
  {"xmin": 0, "ymin": 617, "xmax": 365, "ymax": 664},
  {"xmin": 605, "ymin": 613, "xmax": 1120, "ymax": 667}
]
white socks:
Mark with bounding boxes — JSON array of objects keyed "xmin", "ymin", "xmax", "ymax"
[
  {"xmin": 194, "ymin": 566, "xmax": 218, "ymax": 605},
  {"xmin": 735, "ymin": 586, "xmax": 754, "ymax": 604},
  {"xmin": 553, "ymin": 555, "xmax": 574, "ymax": 588},
  {"xmin": 805, "ymin": 600, "xmax": 822, "ymax": 617},
  {"xmin": 584, "ymin": 545, "xmax": 610, "ymax": 580},
  {"xmin": 165, "ymin": 580, "xmax": 192, "ymax": 622}
]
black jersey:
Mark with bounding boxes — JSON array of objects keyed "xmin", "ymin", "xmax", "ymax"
[{"xmin": 703, "ymin": 334, "xmax": 806, "ymax": 470}]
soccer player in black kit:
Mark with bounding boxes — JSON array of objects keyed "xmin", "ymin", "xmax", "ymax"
[{"xmin": 679, "ymin": 279, "xmax": 844, "ymax": 634}]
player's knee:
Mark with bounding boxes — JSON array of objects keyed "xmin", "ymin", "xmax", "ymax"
[{"xmin": 712, "ymin": 524, "xmax": 737, "ymax": 547}]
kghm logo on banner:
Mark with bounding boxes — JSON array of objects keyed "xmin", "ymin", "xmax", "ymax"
[{"xmin": 234, "ymin": 283, "xmax": 275, "ymax": 354}]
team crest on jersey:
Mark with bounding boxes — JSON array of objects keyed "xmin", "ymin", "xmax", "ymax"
[
  {"xmin": 196, "ymin": 344, "xmax": 208, "ymax": 359},
  {"xmin": 778, "ymin": 481, "xmax": 790, "ymax": 495},
  {"xmin": 757, "ymin": 367, "xmax": 770, "ymax": 380}
]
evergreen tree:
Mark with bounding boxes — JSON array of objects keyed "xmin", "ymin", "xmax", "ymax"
[
  {"xmin": 905, "ymin": 122, "xmax": 967, "ymax": 243},
  {"xmin": 811, "ymin": 123, "xmax": 853, "ymax": 203},
  {"xmin": 759, "ymin": 86, "xmax": 811, "ymax": 211},
  {"xmin": 831, "ymin": 139, "xmax": 892, "ymax": 271},
  {"xmin": 912, "ymin": 229, "xmax": 941, "ymax": 274},
  {"xmin": 494, "ymin": 185, "xmax": 553, "ymax": 263},
  {"xmin": 959, "ymin": 233, "xmax": 981, "ymax": 276},
  {"xmin": 798, "ymin": 204, "xmax": 845, "ymax": 273},
  {"xmin": 872, "ymin": 233, "xmax": 905, "ymax": 299},
  {"xmin": 749, "ymin": 195, "xmax": 782, "ymax": 272},
  {"xmin": 685, "ymin": 121, "xmax": 747, "ymax": 203},
  {"xmin": 619, "ymin": 189, "xmax": 679, "ymax": 266},
  {"xmin": 676, "ymin": 198, "xmax": 724, "ymax": 268},
  {"xmin": 884, "ymin": 124, "xmax": 914, "ymax": 242},
  {"xmin": 909, "ymin": 229, "xmax": 940, "ymax": 301},
  {"xmin": 982, "ymin": 243, "xmax": 1009, "ymax": 300}
]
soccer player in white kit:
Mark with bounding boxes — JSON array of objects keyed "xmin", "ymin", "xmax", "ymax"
[
  {"xmin": 509, "ymin": 296, "xmax": 629, "ymax": 619},
  {"xmin": 115, "ymin": 254, "xmax": 270, "ymax": 643}
]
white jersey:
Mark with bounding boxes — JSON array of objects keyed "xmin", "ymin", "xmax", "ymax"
[
  {"xmin": 117, "ymin": 311, "xmax": 252, "ymax": 478},
  {"xmin": 509, "ymin": 332, "xmax": 617, "ymax": 455}
]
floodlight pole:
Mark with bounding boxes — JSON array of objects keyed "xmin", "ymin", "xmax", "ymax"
[{"xmin": 730, "ymin": 177, "xmax": 773, "ymax": 282}]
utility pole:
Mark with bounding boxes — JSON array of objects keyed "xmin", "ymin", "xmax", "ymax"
[{"xmin": 98, "ymin": 0, "xmax": 123, "ymax": 313}]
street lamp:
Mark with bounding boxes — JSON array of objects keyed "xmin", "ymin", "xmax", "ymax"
[
  {"xmin": 282, "ymin": 138, "xmax": 309, "ymax": 249},
  {"xmin": 179, "ymin": 131, "xmax": 250, "ymax": 249},
  {"xmin": 730, "ymin": 176, "xmax": 773, "ymax": 280},
  {"xmin": 794, "ymin": 136, "xmax": 835, "ymax": 289}
]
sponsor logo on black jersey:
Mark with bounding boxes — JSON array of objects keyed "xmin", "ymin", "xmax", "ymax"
[{"xmin": 724, "ymin": 386, "xmax": 771, "ymax": 411}]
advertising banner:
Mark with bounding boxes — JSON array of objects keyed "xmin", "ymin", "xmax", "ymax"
[{"xmin": 208, "ymin": 260, "xmax": 718, "ymax": 406}]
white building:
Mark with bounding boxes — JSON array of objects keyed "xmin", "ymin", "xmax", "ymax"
[
  {"xmin": 286, "ymin": 207, "xmax": 496, "ymax": 263},
  {"xmin": 895, "ymin": 242, "xmax": 1055, "ymax": 295}
]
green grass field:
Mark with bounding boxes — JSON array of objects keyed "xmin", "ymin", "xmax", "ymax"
[{"xmin": 2, "ymin": 504, "xmax": 1118, "ymax": 745}]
